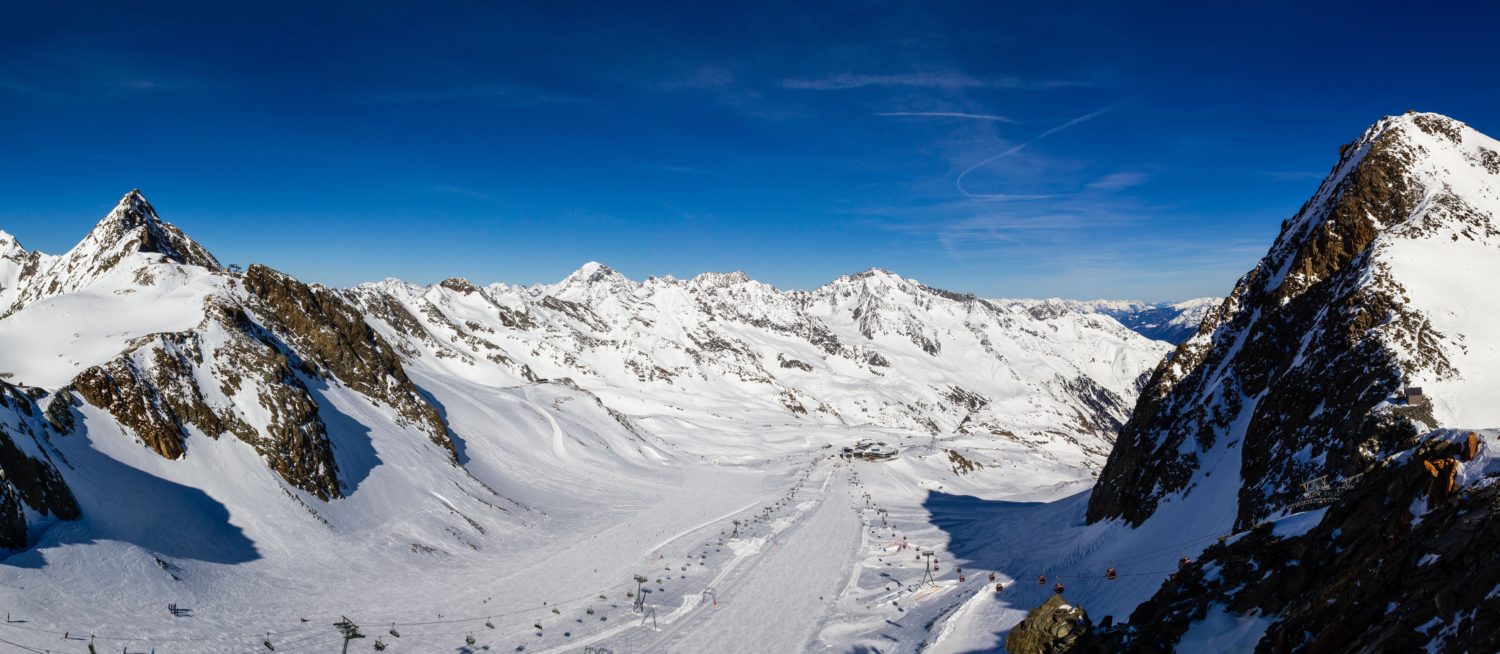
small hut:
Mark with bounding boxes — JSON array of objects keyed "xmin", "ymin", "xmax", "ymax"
[{"xmin": 1405, "ymin": 387, "xmax": 1426, "ymax": 406}]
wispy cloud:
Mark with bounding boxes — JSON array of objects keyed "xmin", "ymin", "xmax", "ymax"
[
  {"xmin": 876, "ymin": 111, "xmax": 1017, "ymax": 123},
  {"xmin": 1086, "ymin": 171, "xmax": 1150, "ymax": 191},
  {"xmin": 780, "ymin": 72, "xmax": 1089, "ymax": 91}
]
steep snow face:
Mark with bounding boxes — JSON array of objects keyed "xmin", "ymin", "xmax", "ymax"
[
  {"xmin": 347, "ymin": 265, "xmax": 1170, "ymax": 466},
  {"xmin": 1090, "ymin": 111, "xmax": 1500, "ymax": 532}
]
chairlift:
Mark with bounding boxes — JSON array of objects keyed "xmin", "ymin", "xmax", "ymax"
[
  {"xmin": 264, "ymin": 632, "xmax": 276, "ymax": 651},
  {"xmin": 466, "ymin": 634, "xmax": 477, "ymax": 645},
  {"xmin": 1106, "ymin": 567, "xmax": 1118, "ymax": 581},
  {"xmin": 373, "ymin": 638, "xmax": 387, "ymax": 651},
  {"xmin": 486, "ymin": 619, "xmax": 495, "ymax": 628},
  {"xmin": 389, "ymin": 624, "xmax": 400, "ymax": 637}
]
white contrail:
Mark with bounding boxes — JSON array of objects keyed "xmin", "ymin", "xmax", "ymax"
[
  {"xmin": 876, "ymin": 111, "xmax": 1017, "ymax": 123},
  {"xmin": 954, "ymin": 98, "xmax": 1135, "ymax": 202}
]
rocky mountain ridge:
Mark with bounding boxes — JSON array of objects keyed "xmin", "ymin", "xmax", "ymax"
[
  {"xmin": 346, "ymin": 261, "xmax": 1170, "ymax": 465},
  {"xmin": 1067, "ymin": 111, "xmax": 1500, "ymax": 651}
]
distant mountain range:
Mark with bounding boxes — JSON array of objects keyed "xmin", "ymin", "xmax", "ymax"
[{"xmin": 1001, "ymin": 298, "xmax": 1219, "ymax": 344}]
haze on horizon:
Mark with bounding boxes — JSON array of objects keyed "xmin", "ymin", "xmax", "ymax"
[{"xmin": 1, "ymin": 0, "xmax": 1496, "ymax": 300}]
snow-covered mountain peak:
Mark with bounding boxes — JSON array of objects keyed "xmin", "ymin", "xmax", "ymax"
[
  {"xmin": 0, "ymin": 190, "xmax": 224, "ymax": 317},
  {"xmin": 1264, "ymin": 111, "xmax": 1499, "ymax": 301},
  {"xmin": 82, "ymin": 189, "xmax": 221, "ymax": 271},
  {"xmin": 546, "ymin": 261, "xmax": 638, "ymax": 303},
  {"xmin": 1091, "ymin": 111, "xmax": 1500, "ymax": 532},
  {"xmin": 688, "ymin": 270, "xmax": 752, "ymax": 288}
]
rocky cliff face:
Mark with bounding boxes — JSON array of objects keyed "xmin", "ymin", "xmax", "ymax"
[
  {"xmin": 1089, "ymin": 112, "xmax": 1500, "ymax": 531},
  {"xmin": 0, "ymin": 383, "xmax": 80, "ymax": 549},
  {"xmin": 63, "ymin": 301, "xmax": 345, "ymax": 499},
  {"xmin": 1077, "ymin": 112, "xmax": 1500, "ymax": 651},
  {"xmin": 241, "ymin": 265, "xmax": 454, "ymax": 459},
  {"xmin": 1007, "ymin": 594, "xmax": 1093, "ymax": 654},
  {"xmin": 1084, "ymin": 431, "xmax": 1499, "ymax": 653}
]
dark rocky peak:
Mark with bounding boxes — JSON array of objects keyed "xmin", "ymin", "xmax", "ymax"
[
  {"xmin": 79, "ymin": 189, "xmax": 221, "ymax": 272},
  {"xmin": 439, "ymin": 277, "xmax": 481, "ymax": 294},
  {"xmin": 1, "ymin": 191, "xmax": 224, "ymax": 316}
]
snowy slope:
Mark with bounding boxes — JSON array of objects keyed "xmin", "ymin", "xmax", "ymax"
[{"xmin": 0, "ymin": 190, "xmax": 1173, "ymax": 653}]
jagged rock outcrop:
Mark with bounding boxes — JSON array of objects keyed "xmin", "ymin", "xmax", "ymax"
[
  {"xmin": 242, "ymin": 265, "xmax": 454, "ymax": 459},
  {"xmin": 1084, "ymin": 432, "xmax": 1500, "ymax": 653},
  {"xmin": 0, "ymin": 383, "xmax": 80, "ymax": 549},
  {"xmin": 1007, "ymin": 594, "xmax": 1092, "ymax": 654},
  {"xmin": 65, "ymin": 302, "xmax": 345, "ymax": 499},
  {"xmin": 71, "ymin": 356, "xmax": 188, "ymax": 460}
]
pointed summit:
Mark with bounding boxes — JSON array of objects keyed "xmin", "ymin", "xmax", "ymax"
[
  {"xmin": 548, "ymin": 261, "xmax": 638, "ymax": 303},
  {"xmin": 83, "ymin": 189, "xmax": 221, "ymax": 271},
  {"xmin": 1, "ymin": 191, "xmax": 223, "ymax": 316},
  {"xmin": 561, "ymin": 261, "xmax": 625, "ymax": 285}
]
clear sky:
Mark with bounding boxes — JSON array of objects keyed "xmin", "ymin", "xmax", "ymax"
[{"xmin": 2, "ymin": 1, "xmax": 1496, "ymax": 300}]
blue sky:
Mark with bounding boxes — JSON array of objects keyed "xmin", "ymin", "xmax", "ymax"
[{"xmin": 1, "ymin": 1, "xmax": 1496, "ymax": 300}]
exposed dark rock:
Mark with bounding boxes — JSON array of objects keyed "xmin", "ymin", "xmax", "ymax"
[
  {"xmin": 1007, "ymin": 594, "xmax": 1092, "ymax": 654},
  {"xmin": 778, "ymin": 355, "xmax": 814, "ymax": 372},
  {"xmin": 0, "ymin": 383, "xmax": 81, "ymax": 549},
  {"xmin": 69, "ymin": 309, "xmax": 344, "ymax": 499},
  {"xmin": 242, "ymin": 264, "xmax": 455, "ymax": 459},
  {"xmin": 1089, "ymin": 114, "xmax": 1453, "ymax": 530},
  {"xmin": 1084, "ymin": 437, "xmax": 1500, "ymax": 653},
  {"xmin": 72, "ymin": 357, "xmax": 186, "ymax": 460}
]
